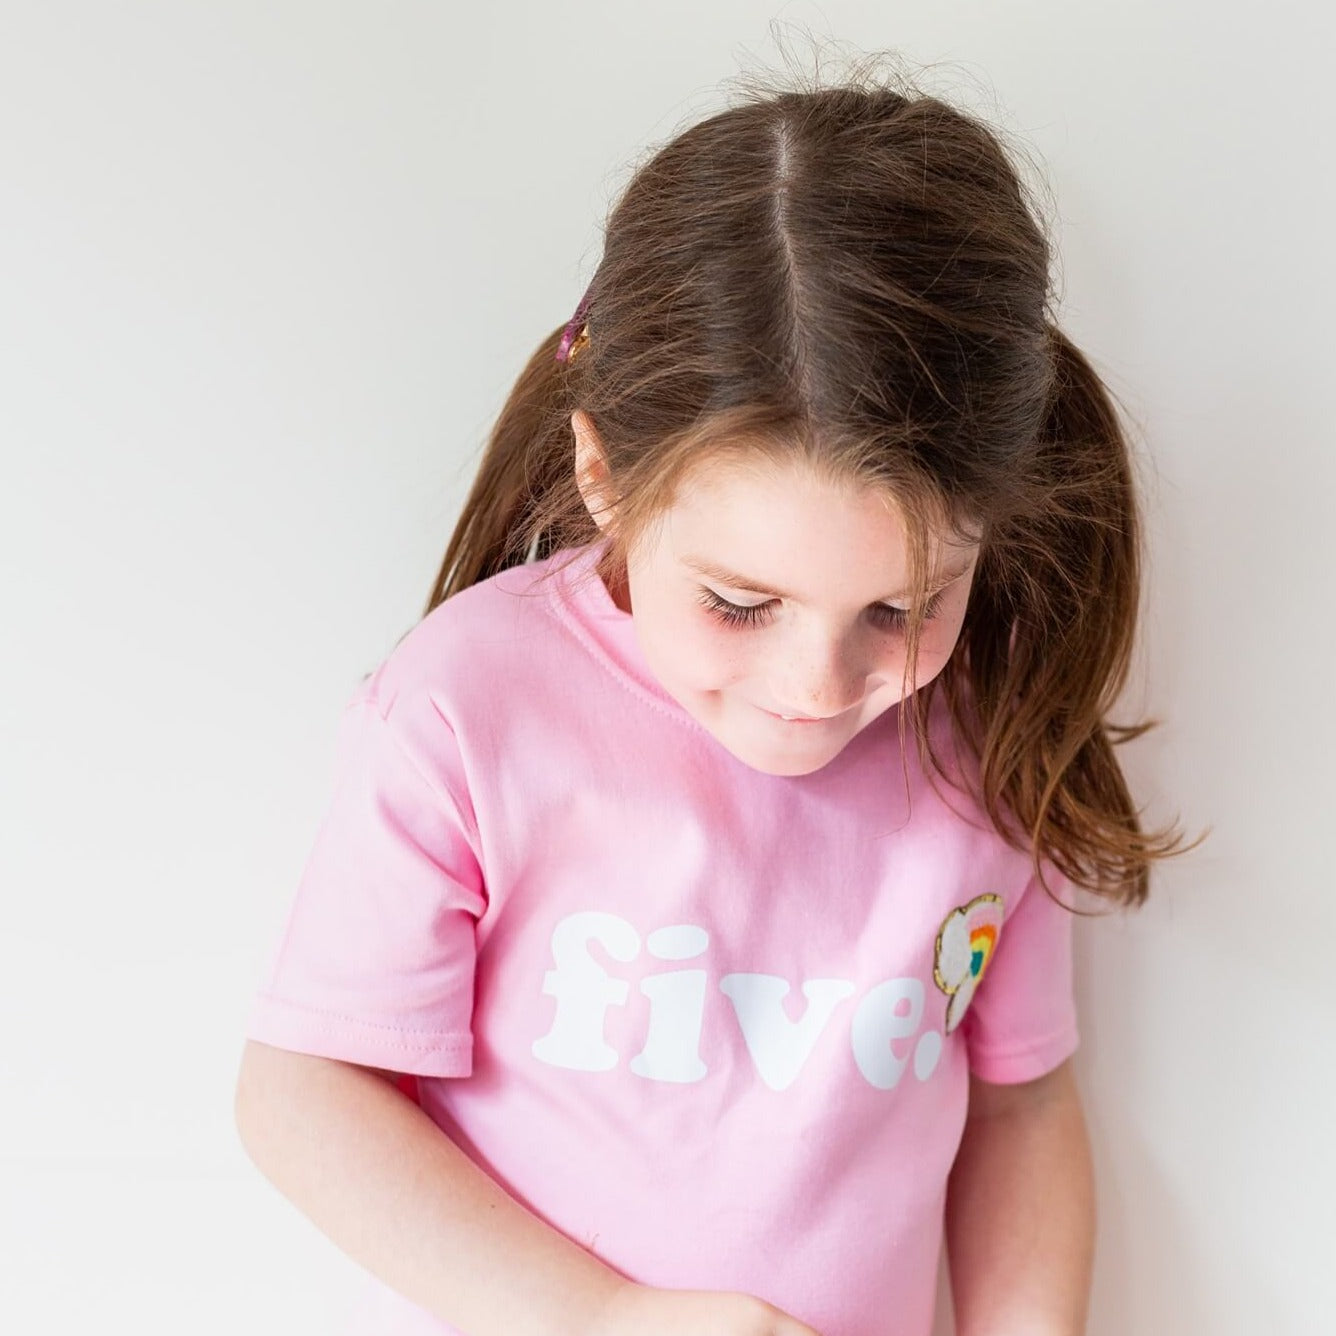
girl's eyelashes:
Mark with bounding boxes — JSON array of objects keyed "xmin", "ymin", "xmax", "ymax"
[
  {"xmin": 695, "ymin": 589, "xmax": 769, "ymax": 627},
  {"xmin": 695, "ymin": 587, "xmax": 946, "ymax": 631}
]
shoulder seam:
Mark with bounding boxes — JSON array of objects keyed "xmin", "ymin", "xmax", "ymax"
[{"xmin": 351, "ymin": 693, "xmax": 485, "ymax": 855}]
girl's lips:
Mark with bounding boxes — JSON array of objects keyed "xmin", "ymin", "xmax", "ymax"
[{"xmin": 761, "ymin": 707, "xmax": 827, "ymax": 723}]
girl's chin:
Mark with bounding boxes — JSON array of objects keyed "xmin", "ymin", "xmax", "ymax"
[
  {"xmin": 736, "ymin": 746, "xmax": 840, "ymax": 777},
  {"xmin": 720, "ymin": 716, "xmax": 850, "ymax": 776}
]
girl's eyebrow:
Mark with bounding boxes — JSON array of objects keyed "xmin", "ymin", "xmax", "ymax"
[{"xmin": 683, "ymin": 556, "xmax": 975, "ymax": 603}]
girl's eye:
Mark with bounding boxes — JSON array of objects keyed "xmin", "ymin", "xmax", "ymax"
[
  {"xmin": 867, "ymin": 590, "xmax": 947, "ymax": 630},
  {"xmin": 695, "ymin": 588, "xmax": 772, "ymax": 627},
  {"xmin": 695, "ymin": 588, "xmax": 946, "ymax": 631}
]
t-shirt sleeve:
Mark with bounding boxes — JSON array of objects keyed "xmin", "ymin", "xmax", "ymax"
[
  {"xmin": 960, "ymin": 863, "xmax": 1080, "ymax": 1084},
  {"xmin": 244, "ymin": 689, "xmax": 487, "ymax": 1078}
]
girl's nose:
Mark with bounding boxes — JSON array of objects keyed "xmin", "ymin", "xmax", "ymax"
[{"xmin": 769, "ymin": 639, "xmax": 870, "ymax": 719}]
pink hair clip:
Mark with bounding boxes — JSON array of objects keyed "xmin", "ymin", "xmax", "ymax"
[{"xmin": 555, "ymin": 287, "xmax": 592, "ymax": 364}]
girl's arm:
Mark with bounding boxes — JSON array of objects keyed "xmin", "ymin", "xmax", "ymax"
[
  {"xmin": 943, "ymin": 1057, "xmax": 1096, "ymax": 1336},
  {"xmin": 234, "ymin": 1040, "xmax": 624, "ymax": 1336},
  {"xmin": 233, "ymin": 1040, "xmax": 820, "ymax": 1336}
]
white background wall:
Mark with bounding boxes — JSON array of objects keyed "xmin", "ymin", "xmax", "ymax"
[{"xmin": 3, "ymin": 2, "xmax": 1332, "ymax": 1333}]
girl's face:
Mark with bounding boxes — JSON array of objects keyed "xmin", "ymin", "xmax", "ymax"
[{"xmin": 574, "ymin": 414, "xmax": 980, "ymax": 778}]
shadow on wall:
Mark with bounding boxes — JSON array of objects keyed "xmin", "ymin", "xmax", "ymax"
[{"xmin": 1075, "ymin": 920, "xmax": 1247, "ymax": 1335}]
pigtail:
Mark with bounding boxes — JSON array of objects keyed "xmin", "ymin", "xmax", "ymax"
[
  {"xmin": 937, "ymin": 323, "xmax": 1191, "ymax": 906},
  {"xmin": 421, "ymin": 320, "xmax": 592, "ymax": 616}
]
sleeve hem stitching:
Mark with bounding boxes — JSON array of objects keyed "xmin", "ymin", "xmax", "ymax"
[{"xmin": 253, "ymin": 992, "xmax": 474, "ymax": 1052}]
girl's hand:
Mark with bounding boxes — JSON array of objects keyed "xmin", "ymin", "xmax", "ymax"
[{"xmin": 586, "ymin": 1280, "xmax": 824, "ymax": 1336}]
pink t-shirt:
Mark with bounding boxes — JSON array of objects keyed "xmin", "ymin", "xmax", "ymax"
[{"xmin": 245, "ymin": 538, "xmax": 1079, "ymax": 1336}]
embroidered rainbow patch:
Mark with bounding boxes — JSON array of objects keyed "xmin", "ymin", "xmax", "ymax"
[{"xmin": 933, "ymin": 893, "xmax": 1005, "ymax": 1033}]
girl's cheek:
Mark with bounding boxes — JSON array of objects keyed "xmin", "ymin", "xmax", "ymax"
[
  {"xmin": 640, "ymin": 604, "xmax": 744, "ymax": 687},
  {"xmin": 681, "ymin": 615, "xmax": 754, "ymax": 685},
  {"xmin": 915, "ymin": 598, "xmax": 972, "ymax": 674}
]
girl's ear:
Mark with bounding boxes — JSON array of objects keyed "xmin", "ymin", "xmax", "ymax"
[{"xmin": 572, "ymin": 409, "xmax": 617, "ymax": 530}]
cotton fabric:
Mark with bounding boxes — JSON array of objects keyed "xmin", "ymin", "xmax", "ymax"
[{"xmin": 245, "ymin": 539, "xmax": 1079, "ymax": 1336}]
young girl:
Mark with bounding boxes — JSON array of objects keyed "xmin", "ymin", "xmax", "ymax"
[{"xmin": 235, "ymin": 71, "xmax": 1184, "ymax": 1336}]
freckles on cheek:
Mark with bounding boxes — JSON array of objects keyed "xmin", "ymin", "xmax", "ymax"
[{"xmin": 913, "ymin": 615, "xmax": 967, "ymax": 679}]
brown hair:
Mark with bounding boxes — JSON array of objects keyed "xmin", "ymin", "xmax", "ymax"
[{"xmin": 421, "ymin": 62, "xmax": 1196, "ymax": 908}]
